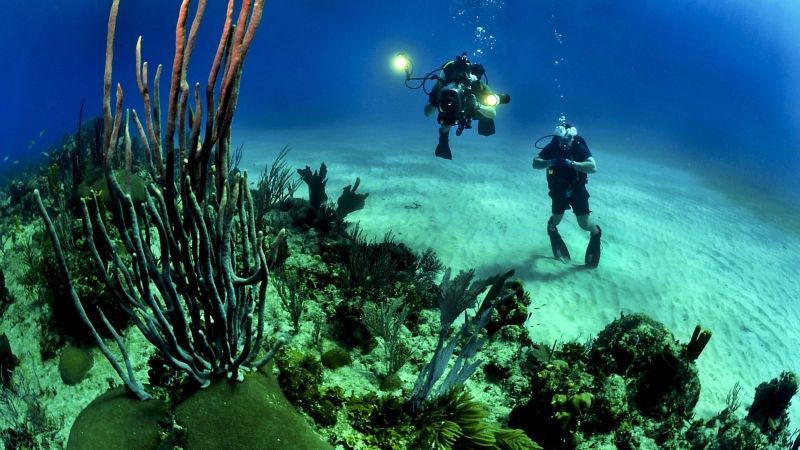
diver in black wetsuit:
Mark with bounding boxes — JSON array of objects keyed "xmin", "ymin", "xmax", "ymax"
[
  {"xmin": 423, "ymin": 53, "xmax": 505, "ymax": 160},
  {"xmin": 532, "ymin": 123, "xmax": 602, "ymax": 267}
]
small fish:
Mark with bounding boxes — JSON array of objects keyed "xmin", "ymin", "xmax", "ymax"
[
  {"xmin": 39, "ymin": 129, "xmax": 46, "ymax": 137},
  {"xmin": 28, "ymin": 140, "xmax": 35, "ymax": 148},
  {"xmin": 2, "ymin": 156, "xmax": 7, "ymax": 161},
  {"xmin": 12, "ymin": 160, "xmax": 20, "ymax": 165},
  {"xmin": 41, "ymin": 151, "xmax": 50, "ymax": 157}
]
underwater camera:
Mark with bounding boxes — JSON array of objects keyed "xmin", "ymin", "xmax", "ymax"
[
  {"xmin": 436, "ymin": 83, "xmax": 511, "ymax": 136},
  {"xmin": 436, "ymin": 82, "xmax": 466, "ymax": 125},
  {"xmin": 393, "ymin": 51, "xmax": 510, "ymax": 135}
]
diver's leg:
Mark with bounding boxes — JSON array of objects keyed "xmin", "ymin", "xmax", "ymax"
[
  {"xmin": 573, "ymin": 187, "xmax": 601, "ymax": 267},
  {"xmin": 547, "ymin": 214, "xmax": 570, "ymax": 262},
  {"xmin": 435, "ymin": 125, "xmax": 452, "ymax": 160},
  {"xmin": 573, "ymin": 187, "xmax": 599, "ymax": 235},
  {"xmin": 547, "ymin": 208, "xmax": 569, "ymax": 262},
  {"xmin": 576, "ymin": 214, "xmax": 600, "ymax": 235},
  {"xmin": 548, "ymin": 213, "xmax": 564, "ymax": 229},
  {"xmin": 577, "ymin": 214, "xmax": 602, "ymax": 267}
]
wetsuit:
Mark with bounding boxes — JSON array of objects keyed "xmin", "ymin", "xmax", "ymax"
[{"xmin": 538, "ymin": 136, "xmax": 593, "ymax": 215}]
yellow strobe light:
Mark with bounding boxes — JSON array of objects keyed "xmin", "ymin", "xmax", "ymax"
[
  {"xmin": 392, "ymin": 53, "xmax": 411, "ymax": 73},
  {"xmin": 484, "ymin": 94, "xmax": 500, "ymax": 107}
]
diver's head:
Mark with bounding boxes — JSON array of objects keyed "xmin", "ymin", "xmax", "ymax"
[
  {"xmin": 554, "ymin": 123, "xmax": 577, "ymax": 143},
  {"xmin": 452, "ymin": 53, "xmax": 471, "ymax": 73},
  {"xmin": 471, "ymin": 63, "xmax": 486, "ymax": 78}
]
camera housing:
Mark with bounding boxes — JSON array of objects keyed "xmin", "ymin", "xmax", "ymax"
[
  {"xmin": 437, "ymin": 82, "xmax": 468, "ymax": 126},
  {"xmin": 435, "ymin": 80, "xmax": 509, "ymax": 136}
]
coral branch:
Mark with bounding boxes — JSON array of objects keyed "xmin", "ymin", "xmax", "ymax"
[{"xmin": 35, "ymin": 0, "xmax": 278, "ymax": 400}]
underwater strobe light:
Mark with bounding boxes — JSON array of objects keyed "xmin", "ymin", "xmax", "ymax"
[
  {"xmin": 484, "ymin": 93, "xmax": 511, "ymax": 107},
  {"xmin": 392, "ymin": 52, "xmax": 413, "ymax": 79}
]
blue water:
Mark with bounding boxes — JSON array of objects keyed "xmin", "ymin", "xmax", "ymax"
[{"xmin": 1, "ymin": 0, "xmax": 798, "ymax": 194}]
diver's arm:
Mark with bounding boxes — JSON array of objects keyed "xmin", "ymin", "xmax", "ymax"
[
  {"xmin": 532, "ymin": 156, "xmax": 596, "ymax": 172},
  {"xmin": 425, "ymin": 79, "xmax": 443, "ymax": 117},
  {"xmin": 532, "ymin": 157, "xmax": 551, "ymax": 170},
  {"xmin": 424, "ymin": 101, "xmax": 437, "ymax": 117},
  {"xmin": 573, "ymin": 156, "xmax": 597, "ymax": 174},
  {"xmin": 474, "ymin": 104, "xmax": 496, "ymax": 119},
  {"xmin": 474, "ymin": 83, "xmax": 497, "ymax": 119}
]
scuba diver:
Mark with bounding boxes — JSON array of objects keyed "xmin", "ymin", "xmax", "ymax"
[
  {"xmin": 424, "ymin": 53, "xmax": 507, "ymax": 159},
  {"xmin": 396, "ymin": 52, "xmax": 509, "ymax": 160},
  {"xmin": 532, "ymin": 123, "xmax": 602, "ymax": 268}
]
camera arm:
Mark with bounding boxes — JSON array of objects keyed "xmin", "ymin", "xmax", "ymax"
[{"xmin": 406, "ymin": 74, "xmax": 440, "ymax": 82}]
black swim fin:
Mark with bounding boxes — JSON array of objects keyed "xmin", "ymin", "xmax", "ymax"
[
  {"xmin": 477, "ymin": 118, "xmax": 495, "ymax": 136},
  {"xmin": 548, "ymin": 223, "xmax": 570, "ymax": 263},
  {"xmin": 584, "ymin": 226, "xmax": 602, "ymax": 268},
  {"xmin": 435, "ymin": 131, "xmax": 452, "ymax": 160}
]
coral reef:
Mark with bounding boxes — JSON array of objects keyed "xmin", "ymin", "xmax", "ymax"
[
  {"xmin": 35, "ymin": 0, "xmax": 283, "ymax": 401},
  {"xmin": 4, "ymin": 146, "xmax": 800, "ymax": 447},
  {"xmin": 589, "ymin": 313, "xmax": 700, "ymax": 419},
  {"xmin": 509, "ymin": 313, "xmax": 798, "ymax": 449},
  {"xmin": 58, "ymin": 344, "xmax": 93, "ymax": 386}
]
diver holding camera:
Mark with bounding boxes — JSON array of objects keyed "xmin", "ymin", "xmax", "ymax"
[{"xmin": 396, "ymin": 52, "xmax": 510, "ymax": 160}]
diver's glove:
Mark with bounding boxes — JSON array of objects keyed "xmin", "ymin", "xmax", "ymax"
[{"xmin": 551, "ymin": 157, "xmax": 576, "ymax": 168}]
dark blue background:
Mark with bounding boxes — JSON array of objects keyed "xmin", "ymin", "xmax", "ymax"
[{"xmin": 1, "ymin": 0, "xmax": 798, "ymax": 189}]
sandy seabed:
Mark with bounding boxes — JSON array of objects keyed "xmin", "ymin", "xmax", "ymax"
[{"xmin": 240, "ymin": 123, "xmax": 800, "ymax": 424}]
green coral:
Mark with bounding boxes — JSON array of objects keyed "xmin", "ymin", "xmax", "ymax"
[
  {"xmin": 485, "ymin": 278, "xmax": 532, "ymax": 337},
  {"xmin": 571, "ymin": 392, "xmax": 594, "ymax": 412},
  {"xmin": 66, "ymin": 387, "xmax": 168, "ymax": 450},
  {"xmin": 76, "ymin": 168, "xmax": 149, "ymax": 206},
  {"xmin": 417, "ymin": 386, "xmax": 539, "ymax": 450},
  {"xmin": 494, "ymin": 429, "xmax": 542, "ymax": 450},
  {"xmin": 508, "ymin": 347, "xmax": 598, "ymax": 448},
  {"xmin": 745, "ymin": 372, "xmax": 797, "ymax": 443},
  {"xmin": 344, "ymin": 393, "xmax": 413, "ymax": 449},
  {"xmin": 422, "ymin": 419, "xmax": 461, "ymax": 449},
  {"xmin": 63, "ymin": 365, "xmax": 338, "ymax": 450},
  {"xmin": 173, "ymin": 368, "xmax": 333, "ymax": 450},
  {"xmin": 58, "ymin": 344, "xmax": 93, "ymax": 386},
  {"xmin": 336, "ymin": 177, "xmax": 369, "ymax": 219},
  {"xmin": 275, "ymin": 349, "xmax": 344, "ymax": 426},
  {"xmin": 320, "ymin": 346, "xmax": 352, "ymax": 370},
  {"xmin": 588, "ymin": 313, "xmax": 700, "ymax": 418}
]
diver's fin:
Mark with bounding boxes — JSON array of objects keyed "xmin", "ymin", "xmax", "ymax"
[
  {"xmin": 584, "ymin": 226, "xmax": 602, "ymax": 268},
  {"xmin": 435, "ymin": 142, "xmax": 452, "ymax": 159},
  {"xmin": 548, "ymin": 225, "xmax": 571, "ymax": 263},
  {"xmin": 435, "ymin": 132, "xmax": 452, "ymax": 160},
  {"xmin": 477, "ymin": 118, "xmax": 495, "ymax": 136}
]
